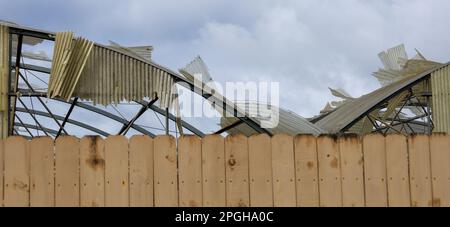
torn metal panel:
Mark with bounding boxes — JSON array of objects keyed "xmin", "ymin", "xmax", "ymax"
[
  {"xmin": 378, "ymin": 44, "xmax": 408, "ymax": 71},
  {"xmin": 431, "ymin": 65, "xmax": 450, "ymax": 133},
  {"xmin": 48, "ymin": 37, "xmax": 175, "ymax": 108},
  {"xmin": 126, "ymin": 46, "xmax": 153, "ymax": 61},
  {"xmin": 316, "ymin": 63, "xmax": 448, "ymax": 134},
  {"xmin": 221, "ymin": 101, "xmax": 324, "ymax": 136},
  {"xmin": 180, "ymin": 56, "xmax": 213, "ymax": 83},
  {"xmin": 48, "ymin": 32, "xmax": 95, "ymax": 101},
  {"xmin": 0, "ymin": 25, "xmax": 9, "ymax": 138}
]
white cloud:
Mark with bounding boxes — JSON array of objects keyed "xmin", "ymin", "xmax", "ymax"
[{"xmin": 3, "ymin": 0, "xmax": 450, "ymax": 120}]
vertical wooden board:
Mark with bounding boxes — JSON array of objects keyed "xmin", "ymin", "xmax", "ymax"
[
  {"xmin": 339, "ymin": 135, "xmax": 365, "ymax": 207},
  {"xmin": 248, "ymin": 134, "xmax": 273, "ymax": 207},
  {"xmin": 154, "ymin": 136, "xmax": 178, "ymax": 207},
  {"xmin": 225, "ymin": 135, "xmax": 250, "ymax": 207},
  {"xmin": 408, "ymin": 135, "xmax": 433, "ymax": 207},
  {"xmin": 55, "ymin": 136, "xmax": 80, "ymax": 207},
  {"xmin": 105, "ymin": 136, "xmax": 129, "ymax": 207},
  {"xmin": 317, "ymin": 136, "xmax": 342, "ymax": 207},
  {"xmin": 4, "ymin": 137, "xmax": 29, "ymax": 207},
  {"xmin": 363, "ymin": 134, "xmax": 388, "ymax": 207},
  {"xmin": 430, "ymin": 134, "xmax": 450, "ymax": 207},
  {"xmin": 202, "ymin": 135, "xmax": 226, "ymax": 207},
  {"xmin": 80, "ymin": 137, "xmax": 105, "ymax": 207},
  {"xmin": 129, "ymin": 135, "xmax": 154, "ymax": 207},
  {"xmin": 178, "ymin": 136, "xmax": 202, "ymax": 207},
  {"xmin": 294, "ymin": 135, "xmax": 319, "ymax": 207},
  {"xmin": 272, "ymin": 134, "xmax": 296, "ymax": 207},
  {"xmin": 0, "ymin": 139, "xmax": 3, "ymax": 206},
  {"xmin": 386, "ymin": 134, "xmax": 411, "ymax": 207},
  {"xmin": 30, "ymin": 137, "xmax": 55, "ymax": 207}
]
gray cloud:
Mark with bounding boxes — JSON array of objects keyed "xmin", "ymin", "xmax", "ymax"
[{"xmin": 2, "ymin": 0, "xmax": 450, "ymax": 119}]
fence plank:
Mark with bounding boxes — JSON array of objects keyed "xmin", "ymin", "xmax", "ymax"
[
  {"xmin": 178, "ymin": 136, "xmax": 202, "ymax": 207},
  {"xmin": 317, "ymin": 136, "xmax": 342, "ymax": 207},
  {"xmin": 4, "ymin": 137, "xmax": 29, "ymax": 207},
  {"xmin": 225, "ymin": 135, "xmax": 250, "ymax": 207},
  {"xmin": 55, "ymin": 136, "xmax": 80, "ymax": 207},
  {"xmin": 430, "ymin": 134, "xmax": 450, "ymax": 207},
  {"xmin": 386, "ymin": 134, "xmax": 410, "ymax": 207},
  {"xmin": 294, "ymin": 135, "xmax": 319, "ymax": 207},
  {"xmin": 248, "ymin": 134, "xmax": 273, "ymax": 207},
  {"xmin": 105, "ymin": 136, "xmax": 129, "ymax": 207},
  {"xmin": 0, "ymin": 139, "xmax": 3, "ymax": 207},
  {"xmin": 80, "ymin": 136, "xmax": 105, "ymax": 207},
  {"xmin": 202, "ymin": 135, "xmax": 226, "ymax": 207},
  {"xmin": 363, "ymin": 134, "xmax": 388, "ymax": 207},
  {"xmin": 409, "ymin": 135, "xmax": 433, "ymax": 207},
  {"xmin": 30, "ymin": 137, "xmax": 54, "ymax": 207},
  {"xmin": 272, "ymin": 134, "xmax": 296, "ymax": 207},
  {"xmin": 129, "ymin": 135, "xmax": 154, "ymax": 207},
  {"xmin": 154, "ymin": 136, "xmax": 178, "ymax": 207},
  {"xmin": 339, "ymin": 135, "xmax": 365, "ymax": 207}
]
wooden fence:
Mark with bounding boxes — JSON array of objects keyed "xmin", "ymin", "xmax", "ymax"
[{"xmin": 0, "ymin": 134, "xmax": 449, "ymax": 207}]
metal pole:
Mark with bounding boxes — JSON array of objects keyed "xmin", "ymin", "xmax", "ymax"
[
  {"xmin": 118, "ymin": 98, "xmax": 158, "ymax": 135},
  {"xmin": 9, "ymin": 34, "xmax": 23, "ymax": 135},
  {"xmin": 56, "ymin": 97, "xmax": 78, "ymax": 139},
  {"xmin": 18, "ymin": 71, "xmax": 68, "ymax": 134},
  {"xmin": 17, "ymin": 98, "xmax": 49, "ymax": 136},
  {"xmin": 165, "ymin": 108, "xmax": 169, "ymax": 135}
]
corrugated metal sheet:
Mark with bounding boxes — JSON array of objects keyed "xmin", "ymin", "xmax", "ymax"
[
  {"xmin": 316, "ymin": 63, "xmax": 449, "ymax": 134},
  {"xmin": 378, "ymin": 44, "xmax": 408, "ymax": 71},
  {"xmin": 179, "ymin": 56, "xmax": 213, "ymax": 83},
  {"xmin": 222, "ymin": 101, "xmax": 324, "ymax": 136},
  {"xmin": 126, "ymin": 46, "xmax": 153, "ymax": 61},
  {"xmin": 0, "ymin": 25, "xmax": 9, "ymax": 138},
  {"xmin": 47, "ymin": 33, "xmax": 175, "ymax": 108},
  {"xmin": 431, "ymin": 65, "xmax": 450, "ymax": 133},
  {"xmin": 48, "ymin": 32, "xmax": 94, "ymax": 101}
]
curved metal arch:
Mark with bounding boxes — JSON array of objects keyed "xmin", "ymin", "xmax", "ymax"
[
  {"xmin": 14, "ymin": 122, "xmax": 58, "ymax": 136},
  {"xmin": 136, "ymin": 100, "xmax": 205, "ymax": 137},
  {"xmin": 8, "ymin": 25, "xmax": 270, "ymax": 137},
  {"xmin": 17, "ymin": 89, "xmax": 201, "ymax": 137},
  {"xmin": 14, "ymin": 92, "xmax": 156, "ymax": 137},
  {"xmin": 15, "ymin": 107, "xmax": 110, "ymax": 137}
]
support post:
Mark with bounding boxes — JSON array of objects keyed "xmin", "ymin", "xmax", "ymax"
[
  {"xmin": 165, "ymin": 108, "xmax": 169, "ymax": 135},
  {"xmin": 118, "ymin": 97, "xmax": 158, "ymax": 135},
  {"xmin": 55, "ymin": 97, "xmax": 78, "ymax": 139},
  {"xmin": 9, "ymin": 34, "xmax": 23, "ymax": 135}
]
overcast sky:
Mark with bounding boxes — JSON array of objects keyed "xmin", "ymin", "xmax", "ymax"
[{"xmin": 2, "ymin": 0, "xmax": 450, "ymax": 118}]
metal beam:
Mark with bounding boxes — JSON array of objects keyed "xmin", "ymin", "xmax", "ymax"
[
  {"xmin": 8, "ymin": 27, "xmax": 55, "ymax": 41},
  {"xmin": 215, "ymin": 119, "xmax": 244, "ymax": 135},
  {"xmin": 14, "ymin": 62, "xmax": 51, "ymax": 74},
  {"xmin": 17, "ymin": 98, "xmax": 49, "ymax": 136},
  {"xmin": 165, "ymin": 108, "xmax": 169, "ymax": 135},
  {"xmin": 383, "ymin": 90, "xmax": 412, "ymax": 135},
  {"xmin": 15, "ymin": 107, "xmax": 110, "ymax": 137},
  {"xmin": 10, "ymin": 34, "xmax": 23, "ymax": 134},
  {"xmin": 118, "ymin": 98, "xmax": 158, "ymax": 135},
  {"xmin": 56, "ymin": 98, "xmax": 78, "ymax": 139},
  {"xmin": 135, "ymin": 100, "xmax": 205, "ymax": 137},
  {"xmin": 15, "ymin": 90, "xmax": 156, "ymax": 137},
  {"xmin": 15, "ymin": 114, "xmax": 33, "ymax": 138},
  {"xmin": 14, "ymin": 61, "xmax": 267, "ymax": 137},
  {"xmin": 340, "ymin": 74, "xmax": 432, "ymax": 134},
  {"xmin": 18, "ymin": 71, "xmax": 67, "ymax": 135},
  {"xmin": 14, "ymin": 122, "xmax": 58, "ymax": 136}
]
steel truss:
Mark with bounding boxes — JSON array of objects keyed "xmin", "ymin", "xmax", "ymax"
[
  {"xmin": 6, "ymin": 26, "xmax": 269, "ymax": 139},
  {"xmin": 341, "ymin": 78, "xmax": 434, "ymax": 135}
]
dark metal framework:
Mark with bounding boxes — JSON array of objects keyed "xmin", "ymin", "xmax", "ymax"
[
  {"xmin": 6, "ymin": 26, "xmax": 270, "ymax": 139},
  {"xmin": 340, "ymin": 76, "xmax": 434, "ymax": 136}
]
